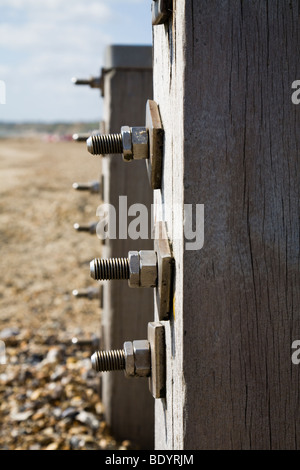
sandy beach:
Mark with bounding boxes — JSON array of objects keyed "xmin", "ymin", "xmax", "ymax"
[{"xmin": 0, "ymin": 138, "xmax": 134, "ymax": 450}]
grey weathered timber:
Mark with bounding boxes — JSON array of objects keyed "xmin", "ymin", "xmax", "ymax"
[
  {"xmin": 153, "ymin": 0, "xmax": 300, "ymax": 449},
  {"xmin": 100, "ymin": 46, "xmax": 154, "ymax": 449},
  {"xmin": 104, "ymin": 45, "xmax": 153, "ymax": 70}
]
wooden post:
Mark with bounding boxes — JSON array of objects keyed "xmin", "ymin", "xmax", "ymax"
[
  {"xmin": 153, "ymin": 0, "xmax": 300, "ymax": 449},
  {"xmin": 100, "ymin": 45, "xmax": 154, "ymax": 449}
]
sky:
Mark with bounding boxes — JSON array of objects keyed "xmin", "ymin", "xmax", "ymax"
[{"xmin": 0, "ymin": 0, "xmax": 152, "ymax": 122}]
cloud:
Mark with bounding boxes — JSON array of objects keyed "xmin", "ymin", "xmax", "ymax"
[
  {"xmin": 0, "ymin": 0, "xmax": 112, "ymax": 55},
  {"xmin": 0, "ymin": 0, "xmax": 152, "ymax": 121},
  {"xmin": 0, "ymin": 23, "xmax": 110, "ymax": 58},
  {"xmin": 0, "ymin": 65, "xmax": 11, "ymax": 77},
  {"xmin": 0, "ymin": 4, "xmax": 112, "ymax": 51},
  {"xmin": 1, "ymin": 0, "xmax": 111, "ymax": 18}
]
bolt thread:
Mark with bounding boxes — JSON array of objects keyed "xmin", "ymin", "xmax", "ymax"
[
  {"xmin": 87, "ymin": 134, "xmax": 122, "ymax": 155},
  {"xmin": 91, "ymin": 258, "xmax": 130, "ymax": 280},
  {"xmin": 91, "ymin": 350, "xmax": 125, "ymax": 372},
  {"xmin": 73, "ymin": 181, "xmax": 100, "ymax": 193},
  {"xmin": 72, "ymin": 78, "xmax": 91, "ymax": 85},
  {"xmin": 72, "ymin": 287, "xmax": 99, "ymax": 299}
]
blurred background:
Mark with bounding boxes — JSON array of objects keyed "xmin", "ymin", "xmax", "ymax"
[{"xmin": 0, "ymin": 0, "xmax": 152, "ymax": 450}]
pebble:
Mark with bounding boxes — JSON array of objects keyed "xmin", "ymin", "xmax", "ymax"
[
  {"xmin": 30, "ymin": 389, "xmax": 43, "ymax": 401},
  {"xmin": 69, "ymin": 436, "xmax": 81, "ymax": 450},
  {"xmin": 61, "ymin": 407, "xmax": 79, "ymax": 420},
  {"xmin": 50, "ymin": 365, "xmax": 66, "ymax": 381},
  {"xmin": 29, "ymin": 444, "xmax": 41, "ymax": 450},
  {"xmin": 27, "ymin": 353, "xmax": 44, "ymax": 365},
  {"xmin": 0, "ymin": 327, "xmax": 20, "ymax": 339},
  {"xmin": 0, "ymin": 327, "xmax": 134, "ymax": 450},
  {"xmin": 44, "ymin": 347, "xmax": 65, "ymax": 364},
  {"xmin": 10, "ymin": 410, "xmax": 33, "ymax": 422},
  {"xmin": 52, "ymin": 407, "xmax": 62, "ymax": 419},
  {"xmin": 47, "ymin": 383, "xmax": 64, "ymax": 400},
  {"xmin": 18, "ymin": 369, "xmax": 33, "ymax": 383},
  {"xmin": 76, "ymin": 411, "xmax": 99, "ymax": 431}
]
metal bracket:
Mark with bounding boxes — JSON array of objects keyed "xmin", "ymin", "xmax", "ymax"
[
  {"xmin": 148, "ymin": 322, "xmax": 165, "ymax": 398},
  {"xmin": 152, "ymin": 0, "xmax": 172, "ymax": 26},
  {"xmin": 145, "ymin": 100, "xmax": 164, "ymax": 190},
  {"xmin": 154, "ymin": 221, "xmax": 174, "ymax": 321}
]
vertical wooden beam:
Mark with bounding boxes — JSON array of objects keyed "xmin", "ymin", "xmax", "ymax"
[{"xmin": 153, "ymin": 0, "xmax": 300, "ymax": 449}]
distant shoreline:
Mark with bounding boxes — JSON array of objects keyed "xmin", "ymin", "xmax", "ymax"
[{"xmin": 0, "ymin": 121, "xmax": 99, "ymax": 138}]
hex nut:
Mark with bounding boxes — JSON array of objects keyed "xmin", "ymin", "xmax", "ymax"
[
  {"xmin": 131, "ymin": 127, "xmax": 149, "ymax": 160},
  {"xmin": 121, "ymin": 126, "xmax": 133, "ymax": 161},
  {"xmin": 139, "ymin": 251, "xmax": 157, "ymax": 288},
  {"xmin": 124, "ymin": 341, "xmax": 135, "ymax": 377},
  {"xmin": 133, "ymin": 340, "xmax": 151, "ymax": 377},
  {"xmin": 128, "ymin": 251, "xmax": 140, "ymax": 288}
]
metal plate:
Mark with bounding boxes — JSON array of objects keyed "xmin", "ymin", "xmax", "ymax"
[
  {"xmin": 151, "ymin": 0, "xmax": 172, "ymax": 26},
  {"xmin": 154, "ymin": 221, "xmax": 174, "ymax": 320},
  {"xmin": 148, "ymin": 322, "xmax": 165, "ymax": 398},
  {"xmin": 145, "ymin": 100, "xmax": 164, "ymax": 190}
]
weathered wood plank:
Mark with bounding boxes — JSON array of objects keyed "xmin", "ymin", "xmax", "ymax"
[
  {"xmin": 101, "ymin": 51, "xmax": 154, "ymax": 449},
  {"xmin": 154, "ymin": 0, "xmax": 300, "ymax": 449}
]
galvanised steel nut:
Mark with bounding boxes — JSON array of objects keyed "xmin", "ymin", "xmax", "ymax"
[
  {"xmin": 131, "ymin": 127, "xmax": 149, "ymax": 160},
  {"xmin": 128, "ymin": 250, "xmax": 158, "ymax": 288},
  {"xmin": 128, "ymin": 251, "xmax": 140, "ymax": 288},
  {"xmin": 139, "ymin": 251, "xmax": 157, "ymax": 288},
  {"xmin": 133, "ymin": 340, "xmax": 151, "ymax": 377},
  {"xmin": 121, "ymin": 126, "xmax": 133, "ymax": 161},
  {"xmin": 124, "ymin": 341, "xmax": 135, "ymax": 377}
]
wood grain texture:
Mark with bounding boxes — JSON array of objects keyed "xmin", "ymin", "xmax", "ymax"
[
  {"xmin": 154, "ymin": 0, "xmax": 300, "ymax": 449},
  {"xmin": 101, "ymin": 68, "xmax": 154, "ymax": 449}
]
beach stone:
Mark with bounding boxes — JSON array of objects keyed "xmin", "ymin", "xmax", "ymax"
[{"xmin": 76, "ymin": 411, "xmax": 99, "ymax": 431}]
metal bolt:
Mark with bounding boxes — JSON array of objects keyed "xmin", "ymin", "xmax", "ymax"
[
  {"xmin": 73, "ymin": 222, "xmax": 97, "ymax": 234},
  {"xmin": 90, "ymin": 251, "xmax": 157, "ymax": 288},
  {"xmin": 71, "ymin": 76, "xmax": 102, "ymax": 89},
  {"xmin": 86, "ymin": 127, "xmax": 148, "ymax": 161},
  {"xmin": 90, "ymin": 257, "xmax": 130, "ymax": 281},
  {"xmin": 73, "ymin": 133, "xmax": 99, "ymax": 142},
  {"xmin": 91, "ymin": 349, "xmax": 125, "ymax": 372},
  {"xmin": 72, "ymin": 286, "xmax": 100, "ymax": 300},
  {"xmin": 72, "ymin": 181, "xmax": 100, "ymax": 194},
  {"xmin": 91, "ymin": 340, "xmax": 150, "ymax": 377},
  {"xmin": 72, "ymin": 133, "xmax": 89, "ymax": 142},
  {"xmin": 87, "ymin": 133, "xmax": 123, "ymax": 155},
  {"xmin": 71, "ymin": 336, "xmax": 100, "ymax": 350}
]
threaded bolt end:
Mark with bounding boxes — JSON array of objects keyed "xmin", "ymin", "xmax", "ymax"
[
  {"xmin": 72, "ymin": 133, "xmax": 91, "ymax": 142},
  {"xmin": 91, "ymin": 350, "xmax": 125, "ymax": 372},
  {"xmin": 87, "ymin": 134, "xmax": 123, "ymax": 155},
  {"xmin": 90, "ymin": 258, "xmax": 130, "ymax": 280}
]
